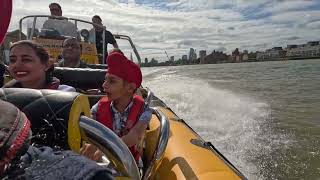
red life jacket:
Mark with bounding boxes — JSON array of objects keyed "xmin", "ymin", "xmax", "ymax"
[{"xmin": 96, "ymin": 95, "xmax": 144, "ymax": 162}]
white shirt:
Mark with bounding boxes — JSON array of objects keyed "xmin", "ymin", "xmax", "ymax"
[
  {"xmin": 42, "ymin": 19, "xmax": 78, "ymax": 37},
  {"xmin": 57, "ymin": 85, "xmax": 76, "ymax": 92}
]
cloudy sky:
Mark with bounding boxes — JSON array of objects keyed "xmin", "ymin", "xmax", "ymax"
[{"xmin": 9, "ymin": 0, "xmax": 320, "ymax": 61}]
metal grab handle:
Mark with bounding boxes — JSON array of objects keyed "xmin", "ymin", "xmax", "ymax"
[
  {"xmin": 144, "ymin": 88, "xmax": 153, "ymax": 109},
  {"xmin": 142, "ymin": 108, "xmax": 170, "ymax": 180},
  {"xmin": 79, "ymin": 116, "xmax": 140, "ymax": 180}
]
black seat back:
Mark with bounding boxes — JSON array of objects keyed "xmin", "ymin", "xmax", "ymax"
[
  {"xmin": 86, "ymin": 64, "xmax": 108, "ymax": 69},
  {"xmin": 0, "ymin": 88, "xmax": 88, "ymax": 150},
  {"xmin": 53, "ymin": 67, "xmax": 106, "ymax": 91}
]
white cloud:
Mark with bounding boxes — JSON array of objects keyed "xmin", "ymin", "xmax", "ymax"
[
  {"xmin": 306, "ymin": 20, "xmax": 320, "ymax": 29},
  {"xmin": 270, "ymin": 10, "xmax": 320, "ymax": 24},
  {"xmin": 263, "ymin": 0, "xmax": 316, "ymax": 15},
  {"xmin": 7, "ymin": 0, "xmax": 320, "ymax": 61}
]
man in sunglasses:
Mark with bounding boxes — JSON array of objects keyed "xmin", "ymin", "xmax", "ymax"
[{"xmin": 58, "ymin": 37, "xmax": 89, "ymax": 68}]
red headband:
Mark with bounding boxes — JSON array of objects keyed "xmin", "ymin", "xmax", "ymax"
[
  {"xmin": 0, "ymin": 102, "xmax": 31, "ymax": 173},
  {"xmin": 106, "ymin": 52, "xmax": 142, "ymax": 88}
]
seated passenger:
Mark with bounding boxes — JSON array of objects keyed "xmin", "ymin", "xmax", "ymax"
[
  {"xmin": 57, "ymin": 37, "xmax": 89, "ymax": 68},
  {"xmin": 80, "ymin": 52, "xmax": 152, "ymax": 169},
  {"xmin": 3, "ymin": 40, "xmax": 75, "ymax": 91},
  {"xmin": 42, "ymin": 3, "xmax": 78, "ymax": 38},
  {"xmin": 0, "ymin": 100, "xmax": 114, "ymax": 180}
]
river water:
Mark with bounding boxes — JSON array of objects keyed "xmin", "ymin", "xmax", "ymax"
[{"xmin": 141, "ymin": 59, "xmax": 320, "ymax": 179}]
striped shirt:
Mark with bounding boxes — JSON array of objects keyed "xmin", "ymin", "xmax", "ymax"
[{"xmin": 91, "ymin": 100, "xmax": 152, "ymax": 135}]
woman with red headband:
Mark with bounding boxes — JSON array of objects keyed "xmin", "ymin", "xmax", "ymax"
[{"xmin": 0, "ymin": 2, "xmax": 113, "ymax": 179}]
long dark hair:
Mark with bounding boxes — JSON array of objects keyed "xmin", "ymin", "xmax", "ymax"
[{"xmin": 10, "ymin": 40, "xmax": 54, "ymax": 84}]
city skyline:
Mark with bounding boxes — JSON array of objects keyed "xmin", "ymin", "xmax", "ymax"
[
  {"xmin": 9, "ymin": 0, "xmax": 320, "ymax": 62},
  {"xmin": 143, "ymin": 38, "xmax": 320, "ymax": 65}
]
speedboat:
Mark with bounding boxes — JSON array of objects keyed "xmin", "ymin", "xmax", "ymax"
[{"xmin": 1, "ymin": 14, "xmax": 247, "ymax": 180}]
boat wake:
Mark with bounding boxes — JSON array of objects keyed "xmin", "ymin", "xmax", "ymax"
[{"xmin": 142, "ymin": 67, "xmax": 292, "ymax": 179}]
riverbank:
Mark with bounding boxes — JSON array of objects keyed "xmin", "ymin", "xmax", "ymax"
[{"xmin": 140, "ymin": 57, "xmax": 319, "ymax": 67}]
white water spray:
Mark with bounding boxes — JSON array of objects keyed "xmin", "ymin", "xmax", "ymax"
[{"xmin": 142, "ymin": 67, "xmax": 290, "ymax": 179}]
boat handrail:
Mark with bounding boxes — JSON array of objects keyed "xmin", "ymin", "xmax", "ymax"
[
  {"xmin": 142, "ymin": 107, "xmax": 170, "ymax": 180},
  {"xmin": 19, "ymin": 15, "xmax": 102, "ymax": 32},
  {"xmin": 114, "ymin": 34, "xmax": 141, "ymax": 64},
  {"xmin": 19, "ymin": 15, "xmax": 135, "ymax": 38},
  {"xmin": 79, "ymin": 116, "xmax": 141, "ymax": 179}
]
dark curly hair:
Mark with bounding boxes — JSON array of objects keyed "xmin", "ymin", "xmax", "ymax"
[
  {"xmin": 49, "ymin": 3, "xmax": 62, "ymax": 11},
  {"xmin": 92, "ymin": 15, "xmax": 102, "ymax": 22}
]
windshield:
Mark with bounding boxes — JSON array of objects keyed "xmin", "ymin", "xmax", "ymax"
[{"xmin": 17, "ymin": 16, "xmax": 141, "ymax": 64}]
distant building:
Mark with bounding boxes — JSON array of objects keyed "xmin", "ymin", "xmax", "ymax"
[
  {"xmin": 170, "ymin": 56, "xmax": 174, "ymax": 62},
  {"xmin": 248, "ymin": 51, "xmax": 257, "ymax": 61},
  {"xmin": 150, "ymin": 58, "xmax": 158, "ymax": 65},
  {"xmin": 287, "ymin": 45, "xmax": 298, "ymax": 49},
  {"xmin": 188, "ymin": 48, "xmax": 197, "ymax": 61},
  {"xmin": 242, "ymin": 50, "xmax": 249, "ymax": 61},
  {"xmin": 307, "ymin": 41, "xmax": 319, "ymax": 46},
  {"xmin": 199, "ymin": 50, "xmax": 206, "ymax": 64},
  {"xmin": 231, "ymin": 48, "xmax": 241, "ymax": 62},
  {"xmin": 144, "ymin": 58, "xmax": 148, "ymax": 64},
  {"xmin": 229, "ymin": 49, "xmax": 254, "ymax": 62},
  {"xmin": 182, "ymin": 55, "xmax": 188, "ymax": 61},
  {"xmin": 286, "ymin": 41, "xmax": 320, "ymax": 58},
  {"xmin": 256, "ymin": 47, "xmax": 286, "ymax": 60},
  {"xmin": 201, "ymin": 50, "xmax": 228, "ymax": 64}
]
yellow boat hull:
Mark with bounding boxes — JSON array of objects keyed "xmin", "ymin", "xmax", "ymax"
[
  {"xmin": 145, "ymin": 107, "xmax": 244, "ymax": 180},
  {"xmin": 0, "ymin": 87, "xmax": 245, "ymax": 179}
]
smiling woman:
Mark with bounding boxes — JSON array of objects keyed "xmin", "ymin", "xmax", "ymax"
[{"xmin": 3, "ymin": 40, "xmax": 75, "ymax": 91}]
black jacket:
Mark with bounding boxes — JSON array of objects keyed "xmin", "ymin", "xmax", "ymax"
[
  {"xmin": 0, "ymin": 63, "xmax": 5, "ymax": 87},
  {"xmin": 4, "ymin": 146, "xmax": 114, "ymax": 180},
  {"xmin": 57, "ymin": 59, "xmax": 89, "ymax": 68}
]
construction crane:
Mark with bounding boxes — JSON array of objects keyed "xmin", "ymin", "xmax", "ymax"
[{"xmin": 164, "ymin": 50, "xmax": 170, "ymax": 61}]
